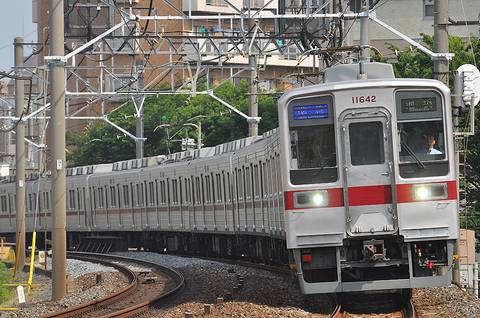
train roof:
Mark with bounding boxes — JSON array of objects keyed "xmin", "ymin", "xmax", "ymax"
[{"xmin": 5, "ymin": 128, "xmax": 279, "ymax": 182}]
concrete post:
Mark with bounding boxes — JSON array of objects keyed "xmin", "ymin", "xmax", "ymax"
[
  {"xmin": 14, "ymin": 37, "xmax": 26, "ymax": 271},
  {"xmin": 49, "ymin": 0, "xmax": 67, "ymax": 301},
  {"xmin": 434, "ymin": 0, "xmax": 449, "ymax": 85}
]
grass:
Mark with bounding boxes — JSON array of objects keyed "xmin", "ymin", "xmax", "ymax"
[{"xmin": 0, "ymin": 262, "xmax": 14, "ymax": 304}]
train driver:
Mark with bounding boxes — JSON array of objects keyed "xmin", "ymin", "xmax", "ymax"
[{"xmin": 415, "ymin": 131, "xmax": 443, "ymax": 155}]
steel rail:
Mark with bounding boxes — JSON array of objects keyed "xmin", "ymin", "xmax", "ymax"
[
  {"xmin": 66, "ymin": 252, "xmax": 186, "ymax": 318},
  {"xmin": 40, "ymin": 254, "xmax": 139, "ymax": 318}
]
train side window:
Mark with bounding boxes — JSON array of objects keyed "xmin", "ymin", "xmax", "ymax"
[
  {"xmin": 216, "ymin": 174, "xmax": 222, "ymax": 203},
  {"xmin": 178, "ymin": 178, "xmax": 183, "ymax": 206},
  {"xmin": 68, "ymin": 190, "xmax": 76, "ymax": 210},
  {"xmin": 184, "ymin": 178, "xmax": 190, "ymax": 204},
  {"xmin": 0, "ymin": 196, "xmax": 7, "ymax": 213},
  {"xmin": 136, "ymin": 184, "xmax": 144, "ymax": 207},
  {"xmin": 205, "ymin": 175, "xmax": 211, "ymax": 204},
  {"xmin": 245, "ymin": 166, "xmax": 251, "ymax": 200},
  {"xmin": 224, "ymin": 172, "xmax": 231, "ymax": 203},
  {"xmin": 148, "ymin": 182, "xmax": 156, "ymax": 206},
  {"xmin": 195, "ymin": 177, "xmax": 202, "ymax": 204},
  {"xmin": 159, "ymin": 181, "xmax": 166, "ymax": 205},
  {"xmin": 123, "ymin": 185, "xmax": 130, "ymax": 207},
  {"xmin": 109, "ymin": 186, "xmax": 117, "ymax": 208},
  {"xmin": 130, "ymin": 184, "xmax": 136, "ymax": 207},
  {"xmin": 254, "ymin": 164, "xmax": 260, "ymax": 199},
  {"xmin": 237, "ymin": 169, "xmax": 244, "ymax": 201},
  {"xmin": 97, "ymin": 188, "xmax": 104, "ymax": 209},
  {"xmin": 349, "ymin": 121, "xmax": 385, "ymax": 166},
  {"xmin": 78, "ymin": 188, "xmax": 84, "ymax": 211},
  {"xmin": 172, "ymin": 179, "xmax": 179, "ymax": 205},
  {"xmin": 8, "ymin": 194, "xmax": 14, "ymax": 215}
]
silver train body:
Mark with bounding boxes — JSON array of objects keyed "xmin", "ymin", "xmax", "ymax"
[
  {"xmin": 279, "ymin": 63, "xmax": 459, "ymax": 293},
  {"xmin": 0, "ymin": 63, "xmax": 459, "ymax": 294}
]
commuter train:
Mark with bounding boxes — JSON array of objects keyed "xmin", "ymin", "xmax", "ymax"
[{"xmin": 0, "ymin": 62, "xmax": 459, "ymax": 294}]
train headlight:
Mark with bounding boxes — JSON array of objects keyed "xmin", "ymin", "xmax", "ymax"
[
  {"xmin": 412, "ymin": 183, "xmax": 448, "ymax": 201},
  {"xmin": 293, "ymin": 190, "xmax": 328, "ymax": 208}
]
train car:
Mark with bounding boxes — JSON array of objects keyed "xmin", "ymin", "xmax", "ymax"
[
  {"xmin": 0, "ymin": 61, "xmax": 460, "ymax": 295},
  {"xmin": 278, "ymin": 62, "xmax": 459, "ymax": 293}
]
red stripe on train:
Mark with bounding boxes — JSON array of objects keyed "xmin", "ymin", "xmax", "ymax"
[
  {"xmin": 285, "ymin": 180, "xmax": 457, "ymax": 210},
  {"xmin": 347, "ymin": 185, "xmax": 392, "ymax": 206}
]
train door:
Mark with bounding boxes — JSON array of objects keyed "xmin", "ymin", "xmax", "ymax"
[{"xmin": 340, "ymin": 107, "xmax": 397, "ymax": 236}]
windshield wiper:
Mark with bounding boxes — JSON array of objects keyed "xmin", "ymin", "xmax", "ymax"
[
  {"xmin": 313, "ymin": 153, "xmax": 336, "ymax": 176},
  {"xmin": 401, "ymin": 140, "xmax": 426, "ymax": 170}
]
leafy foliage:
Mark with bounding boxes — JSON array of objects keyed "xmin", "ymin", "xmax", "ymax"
[
  {"xmin": 67, "ymin": 79, "xmax": 280, "ymax": 167},
  {"xmin": 374, "ymin": 34, "xmax": 480, "ymax": 237}
]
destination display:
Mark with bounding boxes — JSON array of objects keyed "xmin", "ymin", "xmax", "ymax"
[
  {"xmin": 293, "ymin": 104, "xmax": 329, "ymax": 120},
  {"xmin": 401, "ymin": 97, "xmax": 437, "ymax": 113}
]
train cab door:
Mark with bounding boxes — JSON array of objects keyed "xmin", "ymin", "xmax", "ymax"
[{"xmin": 340, "ymin": 107, "xmax": 398, "ymax": 236}]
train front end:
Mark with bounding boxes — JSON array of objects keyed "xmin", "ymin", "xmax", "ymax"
[{"xmin": 279, "ymin": 63, "xmax": 459, "ymax": 294}]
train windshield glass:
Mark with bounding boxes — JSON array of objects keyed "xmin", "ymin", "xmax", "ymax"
[
  {"xmin": 289, "ymin": 125, "xmax": 337, "ymax": 185},
  {"xmin": 396, "ymin": 90, "xmax": 447, "ymax": 178},
  {"xmin": 398, "ymin": 121, "xmax": 445, "ymax": 162}
]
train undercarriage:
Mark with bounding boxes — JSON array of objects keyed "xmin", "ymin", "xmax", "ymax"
[{"xmin": 292, "ymin": 237, "xmax": 454, "ymax": 293}]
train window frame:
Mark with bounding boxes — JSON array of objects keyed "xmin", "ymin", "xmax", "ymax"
[
  {"xmin": 245, "ymin": 166, "xmax": 252, "ymax": 200},
  {"xmin": 172, "ymin": 179, "xmax": 179, "ymax": 205},
  {"xmin": 395, "ymin": 90, "xmax": 449, "ymax": 179},
  {"xmin": 148, "ymin": 181, "xmax": 156, "ymax": 206},
  {"xmin": 195, "ymin": 177, "xmax": 202, "ymax": 204},
  {"xmin": 123, "ymin": 185, "xmax": 130, "ymax": 207},
  {"xmin": 254, "ymin": 164, "xmax": 260, "ymax": 200},
  {"xmin": 287, "ymin": 95, "xmax": 337, "ymax": 185},
  {"xmin": 97, "ymin": 187, "xmax": 105, "ymax": 209},
  {"xmin": 68, "ymin": 190, "xmax": 76, "ymax": 210},
  {"xmin": 109, "ymin": 186, "xmax": 117, "ymax": 208},
  {"xmin": 0, "ymin": 195, "xmax": 7, "ymax": 214},
  {"xmin": 205, "ymin": 175, "xmax": 211, "ymax": 204},
  {"xmin": 215, "ymin": 174, "xmax": 222, "ymax": 203}
]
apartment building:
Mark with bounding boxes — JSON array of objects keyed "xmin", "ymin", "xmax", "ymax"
[{"xmin": 2, "ymin": 0, "xmax": 477, "ymax": 171}]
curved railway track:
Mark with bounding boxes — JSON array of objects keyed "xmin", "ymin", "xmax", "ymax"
[
  {"xmin": 198, "ymin": 256, "xmax": 342, "ymax": 318},
  {"xmin": 40, "ymin": 252, "xmax": 185, "ymax": 318}
]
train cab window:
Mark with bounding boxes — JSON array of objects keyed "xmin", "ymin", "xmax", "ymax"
[
  {"xmin": 287, "ymin": 95, "xmax": 337, "ymax": 185},
  {"xmin": 289, "ymin": 125, "xmax": 337, "ymax": 184},
  {"xmin": 396, "ymin": 90, "xmax": 448, "ymax": 178}
]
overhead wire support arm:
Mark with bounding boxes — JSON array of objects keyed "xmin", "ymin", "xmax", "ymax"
[
  {"xmin": 369, "ymin": 13, "xmax": 454, "ymax": 60},
  {"xmin": 45, "ymin": 19, "xmax": 129, "ymax": 63},
  {"xmin": 206, "ymin": 91, "xmax": 260, "ymax": 124},
  {"xmin": 103, "ymin": 117, "xmax": 146, "ymax": 143}
]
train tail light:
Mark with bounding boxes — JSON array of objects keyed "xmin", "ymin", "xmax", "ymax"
[
  {"xmin": 302, "ymin": 253, "xmax": 312, "ymax": 263},
  {"xmin": 412, "ymin": 183, "xmax": 448, "ymax": 201}
]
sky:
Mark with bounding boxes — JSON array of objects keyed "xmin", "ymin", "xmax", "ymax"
[{"xmin": 0, "ymin": 0, "xmax": 37, "ymax": 72}]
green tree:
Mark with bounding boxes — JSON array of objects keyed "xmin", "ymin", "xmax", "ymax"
[
  {"xmin": 67, "ymin": 79, "xmax": 280, "ymax": 166},
  {"xmin": 374, "ymin": 34, "xmax": 480, "ymax": 236}
]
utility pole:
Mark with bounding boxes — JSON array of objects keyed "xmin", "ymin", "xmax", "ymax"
[
  {"xmin": 14, "ymin": 37, "xmax": 25, "ymax": 271},
  {"xmin": 49, "ymin": 0, "xmax": 67, "ymax": 301},
  {"xmin": 360, "ymin": 6, "xmax": 371, "ymax": 62},
  {"xmin": 135, "ymin": 59, "xmax": 144, "ymax": 159},
  {"xmin": 434, "ymin": 0, "xmax": 449, "ymax": 85},
  {"xmin": 248, "ymin": 18, "xmax": 258, "ymax": 137}
]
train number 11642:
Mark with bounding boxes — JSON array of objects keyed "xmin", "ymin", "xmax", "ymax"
[{"xmin": 352, "ymin": 95, "xmax": 376, "ymax": 103}]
